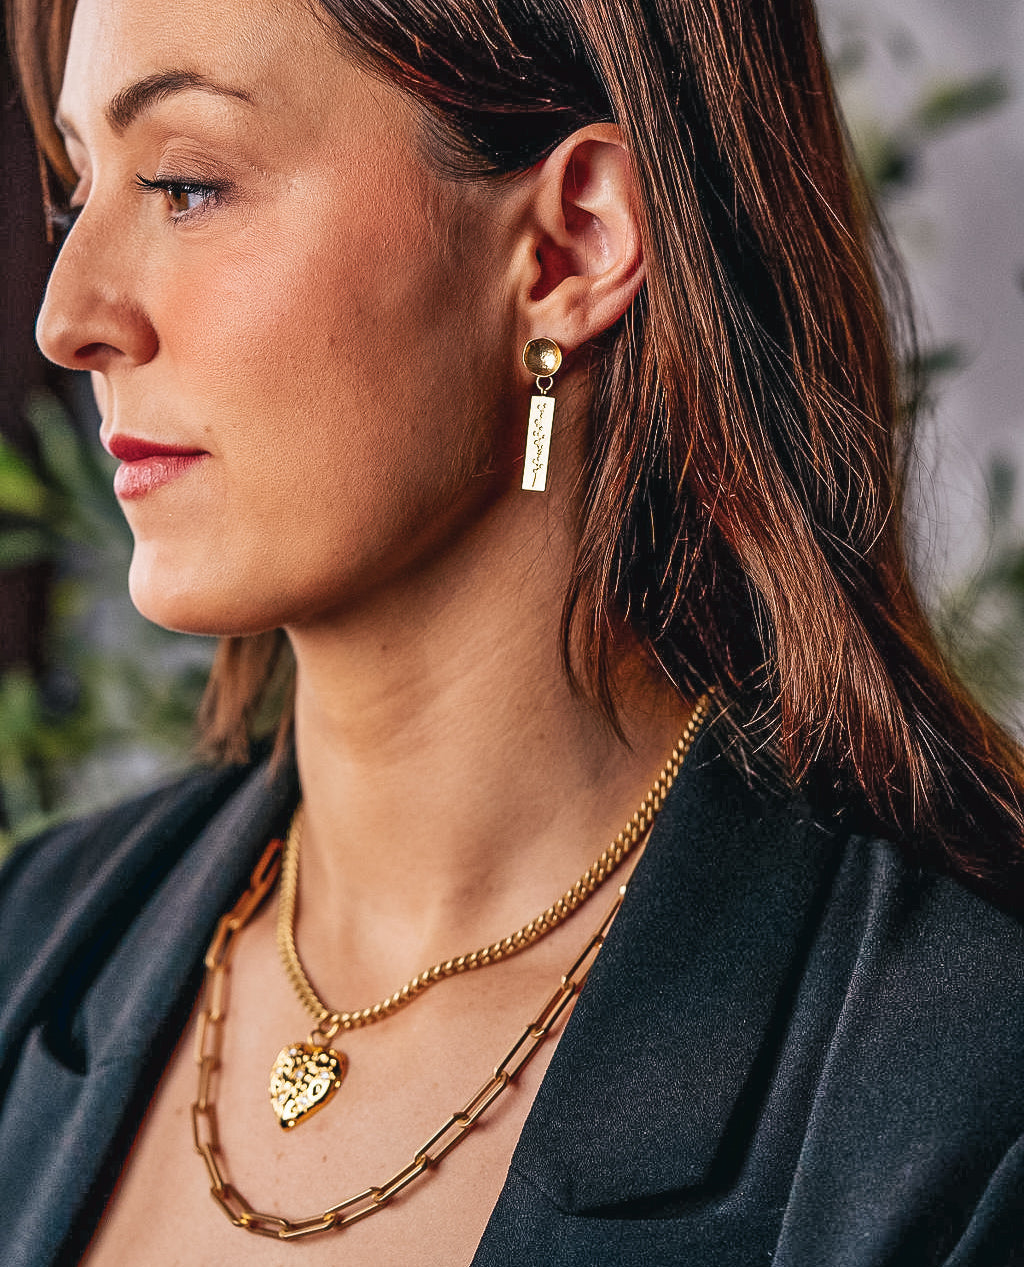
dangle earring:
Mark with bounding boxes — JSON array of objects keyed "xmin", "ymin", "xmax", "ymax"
[{"xmin": 521, "ymin": 337, "xmax": 562, "ymax": 492}]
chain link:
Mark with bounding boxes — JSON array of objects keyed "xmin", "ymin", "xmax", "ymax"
[
  {"xmin": 193, "ymin": 858, "xmax": 627, "ymax": 1240},
  {"xmin": 192, "ymin": 692, "xmax": 713, "ymax": 1238},
  {"xmin": 278, "ymin": 692, "xmax": 713, "ymax": 1032}
]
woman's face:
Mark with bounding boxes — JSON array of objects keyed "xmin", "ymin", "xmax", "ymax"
[{"xmin": 37, "ymin": 0, "xmax": 521, "ymax": 635}]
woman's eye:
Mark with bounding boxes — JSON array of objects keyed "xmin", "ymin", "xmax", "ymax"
[
  {"xmin": 134, "ymin": 173, "xmax": 225, "ymax": 220},
  {"xmin": 166, "ymin": 183, "xmax": 213, "ymax": 215}
]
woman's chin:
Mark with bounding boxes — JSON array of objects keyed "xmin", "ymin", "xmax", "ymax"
[{"xmin": 127, "ymin": 555, "xmax": 280, "ymax": 639}]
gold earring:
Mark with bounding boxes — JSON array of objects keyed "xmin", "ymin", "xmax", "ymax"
[{"xmin": 521, "ymin": 338, "xmax": 562, "ymax": 492}]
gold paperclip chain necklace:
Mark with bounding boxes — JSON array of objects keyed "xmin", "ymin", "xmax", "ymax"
[
  {"xmin": 193, "ymin": 695, "xmax": 711, "ymax": 1239},
  {"xmin": 194, "ymin": 851, "xmax": 629, "ymax": 1240},
  {"xmin": 268, "ymin": 692, "xmax": 712, "ymax": 1128}
]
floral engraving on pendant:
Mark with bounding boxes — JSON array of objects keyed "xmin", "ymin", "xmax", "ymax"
[
  {"xmin": 269, "ymin": 1042, "xmax": 347, "ymax": 1129},
  {"xmin": 522, "ymin": 394, "xmax": 554, "ymax": 492}
]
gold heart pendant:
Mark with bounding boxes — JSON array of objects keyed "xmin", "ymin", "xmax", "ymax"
[{"xmin": 269, "ymin": 1042, "xmax": 348, "ymax": 1129}]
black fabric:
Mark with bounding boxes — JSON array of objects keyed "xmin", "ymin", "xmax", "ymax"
[
  {"xmin": 0, "ymin": 754, "xmax": 298, "ymax": 1267},
  {"xmin": 473, "ymin": 734, "xmax": 1024, "ymax": 1265},
  {"xmin": 1, "ymin": 725, "xmax": 1023, "ymax": 1265}
]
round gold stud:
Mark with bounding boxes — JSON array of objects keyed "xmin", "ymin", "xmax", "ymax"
[{"xmin": 523, "ymin": 337, "xmax": 562, "ymax": 378}]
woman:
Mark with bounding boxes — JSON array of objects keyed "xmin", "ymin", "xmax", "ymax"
[{"xmin": 2, "ymin": 0, "xmax": 1023, "ymax": 1262}]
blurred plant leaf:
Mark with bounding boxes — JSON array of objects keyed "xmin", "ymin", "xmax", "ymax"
[
  {"xmin": 854, "ymin": 125, "xmax": 916, "ymax": 194},
  {"xmin": 932, "ymin": 457, "xmax": 1024, "ymax": 724},
  {"xmin": 0, "ymin": 389, "xmax": 212, "ymax": 844},
  {"xmin": 0, "ymin": 439, "xmax": 49, "ymax": 520},
  {"xmin": 838, "ymin": 61, "xmax": 1012, "ymax": 199},
  {"xmin": 0, "ymin": 528, "xmax": 51, "ymax": 570},
  {"xmin": 0, "ymin": 670, "xmax": 50, "ymax": 828},
  {"xmin": 913, "ymin": 73, "xmax": 1011, "ymax": 136},
  {"xmin": 26, "ymin": 389, "xmax": 129, "ymax": 549}
]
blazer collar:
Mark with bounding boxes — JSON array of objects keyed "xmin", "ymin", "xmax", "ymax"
[{"xmin": 507, "ymin": 719, "xmax": 843, "ymax": 1212}]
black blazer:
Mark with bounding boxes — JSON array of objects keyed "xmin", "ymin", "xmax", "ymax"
[{"xmin": 2, "ymin": 724, "xmax": 1023, "ymax": 1265}]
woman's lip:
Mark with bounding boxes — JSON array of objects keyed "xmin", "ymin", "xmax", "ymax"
[
  {"xmin": 113, "ymin": 453, "xmax": 209, "ymax": 500},
  {"xmin": 106, "ymin": 434, "xmax": 208, "ymax": 462},
  {"xmin": 103, "ymin": 434, "xmax": 210, "ymax": 500}
]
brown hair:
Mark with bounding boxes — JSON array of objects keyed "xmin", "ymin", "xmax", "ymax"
[{"xmin": 9, "ymin": 0, "xmax": 1024, "ymax": 900}]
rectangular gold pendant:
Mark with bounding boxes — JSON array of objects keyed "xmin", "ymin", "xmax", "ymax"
[{"xmin": 522, "ymin": 394, "xmax": 555, "ymax": 491}]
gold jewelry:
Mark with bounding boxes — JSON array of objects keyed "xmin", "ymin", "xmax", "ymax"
[
  {"xmin": 521, "ymin": 336, "xmax": 562, "ymax": 491},
  {"xmin": 195, "ymin": 849, "xmax": 629, "ymax": 1241},
  {"xmin": 269, "ymin": 692, "xmax": 712, "ymax": 1128}
]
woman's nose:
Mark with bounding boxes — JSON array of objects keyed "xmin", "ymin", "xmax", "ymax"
[{"xmin": 35, "ymin": 214, "xmax": 158, "ymax": 372}]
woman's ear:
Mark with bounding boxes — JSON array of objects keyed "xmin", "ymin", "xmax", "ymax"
[{"xmin": 515, "ymin": 123, "xmax": 645, "ymax": 351}]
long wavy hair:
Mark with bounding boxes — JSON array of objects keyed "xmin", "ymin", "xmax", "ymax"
[{"xmin": 9, "ymin": 0, "xmax": 1024, "ymax": 902}]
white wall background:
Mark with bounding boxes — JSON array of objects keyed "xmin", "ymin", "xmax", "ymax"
[{"xmin": 818, "ymin": 0, "xmax": 1024, "ymax": 582}]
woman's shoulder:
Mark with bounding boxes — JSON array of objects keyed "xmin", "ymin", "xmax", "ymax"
[
  {"xmin": 497, "ymin": 752, "xmax": 1024, "ymax": 1263},
  {"xmin": 634, "ymin": 732, "xmax": 1024, "ymax": 1162},
  {"xmin": 0, "ymin": 751, "xmax": 297, "ymax": 1267},
  {"xmin": 658, "ymin": 716, "xmax": 1024, "ymax": 986},
  {"xmin": 828, "ymin": 828, "xmax": 1024, "ymax": 1028},
  {"xmin": 3, "ymin": 757, "xmax": 256, "ymax": 887},
  {"xmin": 769, "ymin": 832, "xmax": 1024, "ymax": 1261},
  {"xmin": 1, "ymin": 754, "xmax": 265, "ymax": 913},
  {"xmin": 0, "ymin": 748, "xmax": 296, "ymax": 1006},
  {"xmin": 819, "ymin": 826, "xmax": 1024, "ymax": 1075}
]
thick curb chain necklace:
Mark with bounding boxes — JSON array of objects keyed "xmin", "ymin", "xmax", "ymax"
[
  {"xmin": 270, "ymin": 692, "xmax": 713, "ymax": 1129},
  {"xmin": 193, "ymin": 693, "xmax": 711, "ymax": 1239}
]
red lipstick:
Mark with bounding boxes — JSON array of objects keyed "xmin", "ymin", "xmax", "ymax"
[{"xmin": 106, "ymin": 435, "xmax": 209, "ymax": 500}]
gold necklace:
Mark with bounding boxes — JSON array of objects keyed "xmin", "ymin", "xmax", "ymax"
[
  {"xmin": 195, "ymin": 848, "xmax": 630, "ymax": 1241},
  {"xmin": 268, "ymin": 692, "xmax": 712, "ymax": 1128}
]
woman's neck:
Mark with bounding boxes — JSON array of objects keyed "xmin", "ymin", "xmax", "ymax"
[{"xmin": 283, "ymin": 494, "xmax": 691, "ymax": 995}]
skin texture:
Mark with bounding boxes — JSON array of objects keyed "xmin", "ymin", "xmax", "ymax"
[
  {"xmin": 40, "ymin": 1, "xmax": 519, "ymax": 637},
  {"xmin": 37, "ymin": 0, "xmax": 688, "ymax": 1260}
]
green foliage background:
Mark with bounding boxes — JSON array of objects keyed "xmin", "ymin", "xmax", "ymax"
[
  {"xmin": 0, "ymin": 21, "xmax": 1020, "ymax": 857},
  {"xmin": 0, "ymin": 394, "xmax": 213, "ymax": 849}
]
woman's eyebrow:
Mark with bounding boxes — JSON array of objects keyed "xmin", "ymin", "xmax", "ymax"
[{"xmin": 55, "ymin": 69, "xmax": 255, "ymax": 140}]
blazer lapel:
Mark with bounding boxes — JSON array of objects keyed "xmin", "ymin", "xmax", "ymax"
[
  {"xmin": 0, "ymin": 753, "xmax": 297, "ymax": 1267},
  {"xmin": 503, "ymin": 723, "xmax": 843, "ymax": 1212}
]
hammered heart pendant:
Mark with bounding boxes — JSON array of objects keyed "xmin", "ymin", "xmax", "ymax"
[{"xmin": 269, "ymin": 1042, "xmax": 348, "ymax": 1129}]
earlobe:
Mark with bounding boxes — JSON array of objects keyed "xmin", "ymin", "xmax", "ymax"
[{"xmin": 520, "ymin": 124, "xmax": 645, "ymax": 352}]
